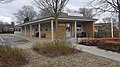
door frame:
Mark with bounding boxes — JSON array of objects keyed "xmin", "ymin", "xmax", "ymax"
[{"xmin": 66, "ymin": 23, "xmax": 71, "ymax": 38}]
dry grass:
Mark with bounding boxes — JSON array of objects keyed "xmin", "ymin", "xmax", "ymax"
[
  {"xmin": 32, "ymin": 41, "xmax": 81, "ymax": 57},
  {"xmin": 0, "ymin": 45, "xmax": 28, "ymax": 66}
]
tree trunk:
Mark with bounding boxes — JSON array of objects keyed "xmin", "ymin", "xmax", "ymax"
[
  {"xmin": 55, "ymin": 0, "xmax": 58, "ymax": 42},
  {"xmin": 117, "ymin": 0, "xmax": 120, "ymax": 38},
  {"xmin": 118, "ymin": 12, "xmax": 120, "ymax": 38},
  {"xmin": 55, "ymin": 17, "xmax": 58, "ymax": 42}
]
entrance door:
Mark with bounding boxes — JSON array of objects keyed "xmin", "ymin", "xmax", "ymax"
[{"xmin": 66, "ymin": 23, "xmax": 71, "ymax": 37}]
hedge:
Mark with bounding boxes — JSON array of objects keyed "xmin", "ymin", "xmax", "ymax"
[{"xmin": 79, "ymin": 38, "xmax": 120, "ymax": 53}]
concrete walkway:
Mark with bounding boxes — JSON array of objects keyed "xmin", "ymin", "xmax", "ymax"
[
  {"xmin": 11, "ymin": 34, "xmax": 51, "ymax": 42},
  {"xmin": 76, "ymin": 44, "xmax": 120, "ymax": 61}
]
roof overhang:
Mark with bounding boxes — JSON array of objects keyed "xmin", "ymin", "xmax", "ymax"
[
  {"xmin": 18, "ymin": 17, "xmax": 97, "ymax": 26},
  {"xmin": 18, "ymin": 17, "xmax": 53, "ymax": 26},
  {"xmin": 58, "ymin": 18, "xmax": 97, "ymax": 21}
]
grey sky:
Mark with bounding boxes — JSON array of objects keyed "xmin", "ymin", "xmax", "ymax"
[{"xmin": 0, "ymin": 0, "xmax": 91, "ymax": 22}]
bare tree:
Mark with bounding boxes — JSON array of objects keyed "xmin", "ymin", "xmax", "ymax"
[
  {"xmin": 0, "ymin": 21, "xmax": 4, "ymax": 32},
  {"xmin": 0, "ymin": 0, "xmax": 15, "ymax": 32},
  {"xmin": 66, "ymin": 8, "xmax": 78, "ymax": 14},
  {"xmin": 31, "ymin": 0, "xmax": 69, "ymax": 41},
  {"xmin": 37, "ymin": 10, "xmax": 51, "ymax": 19},
  {"xmin": 0, "ymin": 0, "xmax": 14, "ymax": 3},
  {"xmin": 90, "ymin": 0, "xmax": 120, "ymax": 37},
  {"xmin": 78, "ymin": 8, "xmax": 96, "ymax": 19},
  {"xmin": 66, "ymin": 8, "xmax": 95, "ymax": 18},
  {"xmin": 14, "ymin": 5, "xmax": 37, "ymax": 23},
  {"xmin": 66, "ymin": 8, "xmax": 73, "ymax": 13},
  {"xmin": 103, "ymin": 17, "xmax": 111, "ymax": 23}
]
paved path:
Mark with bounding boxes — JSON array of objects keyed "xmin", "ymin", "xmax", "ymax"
[
  {"xmin": 76, "ymin": 44, "xmax": 120, "ymax": 61},
  {"xmin": 0, "ymin": 35, "xmax": 10, "ymax": 45},
  {"xmin": 0, "ymin": 36, "xmax": 3, "ymax": 45},
  {"xmin": 0, "ymin": 34, "xmax": 29, "ymax": 45}
]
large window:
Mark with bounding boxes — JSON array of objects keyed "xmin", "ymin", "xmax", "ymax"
[
  {"xmin": 77, "ymin": 23, "xmax": 82, "ymax": 32},
  {"xmin": 41, "ymin": 24, "xmax": 48, "ymax": 32}
]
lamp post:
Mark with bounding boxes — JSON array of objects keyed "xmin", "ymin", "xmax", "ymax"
[{"xmin": 111, "ymin": 16, "xmax": 114, "ymax": 38}]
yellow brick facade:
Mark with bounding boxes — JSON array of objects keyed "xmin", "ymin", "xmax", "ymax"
[
  {"xmin": 21, "ymin": 21, "xmax": 94, "ymax": 39},
  {"xmin": 82, "ymin": 22, "xmax": 94, "ymax": 37}
]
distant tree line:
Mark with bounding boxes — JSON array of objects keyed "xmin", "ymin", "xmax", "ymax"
[
  {"xmin": 66, "ymin": 8, "xmax": 96, "ymax": 19},
  {"xmin": 0, "ymin": 21, "xmax": 15, "ymax": 33}
]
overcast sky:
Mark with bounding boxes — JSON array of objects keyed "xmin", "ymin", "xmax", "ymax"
[
  {"xmin": 0, "ymin": 0, "xmax": 93, "ymax": 23},
  {"xmin": 0, "ymin": 0, "xmax": 112, "ymax": 23}
]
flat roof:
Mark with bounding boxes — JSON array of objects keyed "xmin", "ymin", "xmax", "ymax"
[{"xmin": 18, "ymin": 16, "xmax": 97, "ymax": 26}]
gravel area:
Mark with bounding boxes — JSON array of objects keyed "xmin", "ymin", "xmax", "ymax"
[
  {"xmin": 0, "ymin": 34, "xmax": 29, "ymax": 45},
  {"xmin": 0, "ymin": 34, "xmax": 120, "ymax": 67},
  {"xmin": 20, "ymin": 49, "xmax": 120, "ymax": 67}
]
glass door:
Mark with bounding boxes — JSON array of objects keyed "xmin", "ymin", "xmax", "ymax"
[{"xmin": 66, "ymin": 23, "xmax": 71, "ymax": 37}]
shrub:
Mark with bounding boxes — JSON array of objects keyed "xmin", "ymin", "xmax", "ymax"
[
  {"xmin": 79, "ymin": 38, "xmax": 120, "ymax": 46},
  {"xmin": 97, "ymin": 41, "xmax": 120, "ymax": 53},
  {"xmin": 0, "ymin": 45, "xmax": 28, "ymax": 66},
  {"xmin": 79, "ymin": 38, "xmax": 120, "ymax": 53},
  {"xmin": 80, "ymin": 39, "xmax": 100, "ymax": 46},
  {"xmin": 32, "ymin": 42, "xmax": 81, "ymax": 57},
  {"xmin": 98, "ymin": 38, "xmax": 119, "ymax": 41}
]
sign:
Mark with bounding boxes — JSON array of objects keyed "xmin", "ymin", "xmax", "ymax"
[{"xmin": 59, "ymin": 24, "xmax": 65, "ymax": 26}]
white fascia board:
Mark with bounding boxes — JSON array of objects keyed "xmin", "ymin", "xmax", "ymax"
[
  {"xmin": 18, "ymin": 17, "xmax": 54, "ymax": 26},
  {"xmin": 18, "ymin": 17, "xmax": 97, "ymax": 26},
  {"xmin": 58, "ymin": 18, "xmax": 97, "ymax": 22}
]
